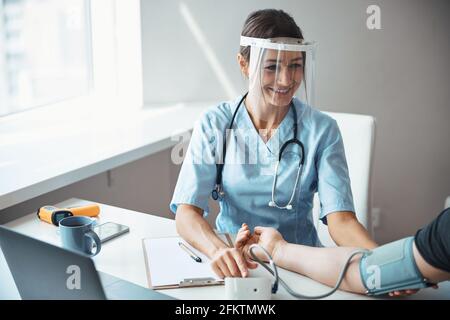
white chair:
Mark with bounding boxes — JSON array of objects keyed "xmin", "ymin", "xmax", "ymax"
[{"xmin": 312, "ymin": 112, "xmax": 376, "ymax": 247}]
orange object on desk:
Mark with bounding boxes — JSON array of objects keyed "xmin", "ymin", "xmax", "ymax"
[{"xmin": 37, "ymin": 204, "xmax": 100, "ymax": 226}]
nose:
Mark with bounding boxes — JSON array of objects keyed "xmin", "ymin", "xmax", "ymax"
[{"xmin": 276, "ymin": 66, "xmax": 293, "ymax": 86}]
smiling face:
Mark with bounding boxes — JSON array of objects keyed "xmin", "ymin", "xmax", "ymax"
[{"xmin": 259, "ymin": 49, "xmax": 303, "ymax": 107}]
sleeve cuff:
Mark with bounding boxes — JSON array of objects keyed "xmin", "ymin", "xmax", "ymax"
[
  {"xmin": 319, "ymin": 204, "xmax": 355, "ymax": 225},
  {"xmin": 169, "ymin": 196, "xmax": 210, "ymax": 218}
]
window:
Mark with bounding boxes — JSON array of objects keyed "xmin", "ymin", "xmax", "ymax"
[{"xmin": 0, "ymin": 0, "xmax": 92, "ymax": 117}]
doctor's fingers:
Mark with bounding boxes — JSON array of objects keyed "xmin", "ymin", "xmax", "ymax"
[
  {"xmin": 235, "ymin": 230, "xmax": 251, "ymax": 248},
  {"xmin": 229, "ymin": 250, "xmax": 249, "ymax": 277},
  {"xmin": 253, "ymin": 226, "xmax": 274, "ymax": 235},
  {"xmin": 211, "ymin": 262, "xmax": 225, "ymax": 279},
  {"xmin": 217, "ymin": 249, "xmax": 247, "ymax": 277},
  {"xmin": 245, "ymin": 257, "xmax": 258, "ymax": 269},
  {"xmin": 237, "ymin": 224, "xmax": 250, "ymax": 236},
  {"xmin": 213, "ymin": 258, "xmax": 233, "ymax": 278},
  {"xmin": 216, "ymin": 250, "xmax": 245, "ymax": 277},
  {"xmin": 239, "ymin": 244, "xmax": 258, "ymax": 269}
]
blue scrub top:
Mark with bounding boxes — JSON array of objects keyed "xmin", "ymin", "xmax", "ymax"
[{"xmin": 170, "ymin": 95, "xmax": 355, "ymax": 246}]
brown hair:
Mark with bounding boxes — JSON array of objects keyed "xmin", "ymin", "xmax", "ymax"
[{"xmin": 239, "ymin": 9, "xmax": 304, "ymax": 62}]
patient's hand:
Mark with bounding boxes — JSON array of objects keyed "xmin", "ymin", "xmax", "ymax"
[
  {"xmin": 251, "ymin": 226, "xmax": 287, "ymax": 262},
  {"xmin": 235, "ymin": 224, "xmax": 287, "ymax": 263}
]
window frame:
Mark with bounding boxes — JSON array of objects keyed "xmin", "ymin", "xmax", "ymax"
[{"xmin": 0, "ymin": 0, "xmax": 143, "ymax": 121}]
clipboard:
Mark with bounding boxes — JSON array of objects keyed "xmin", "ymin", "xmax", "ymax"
[{"xmin": 142, "ymin": 233, "xmax": 233, "ymax": 290}]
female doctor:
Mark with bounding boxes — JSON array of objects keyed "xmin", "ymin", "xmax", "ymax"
[{"xmin": 170, "ymin": 9, "xmax": 377, "ymax": 279}]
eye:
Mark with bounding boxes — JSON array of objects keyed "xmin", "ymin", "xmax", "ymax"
[
  {"xmin": 264, "ymin": 64, "xmax": 279, "ymax": 72},
  {"xmin": 289, "ymin": 63, "xmax": 303, "ymax": 69}
]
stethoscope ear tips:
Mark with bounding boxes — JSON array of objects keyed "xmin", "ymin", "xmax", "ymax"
[
  {"xmin": 286, "ymin": 204, "xmax": 293, "ymax": 210},
  {"xmin": 268, "ymin": 201, "xmax": 275, "ymax": 207}
]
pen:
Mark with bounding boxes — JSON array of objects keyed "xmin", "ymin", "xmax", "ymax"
[{"xmin": 178, "ymin": 242, "xmax": 202, "ymax": 263}]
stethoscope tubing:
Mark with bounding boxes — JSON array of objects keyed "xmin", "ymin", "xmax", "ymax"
[{"xmin": 212, "ymin": 93, "xmax": 304, "ymax": 210}]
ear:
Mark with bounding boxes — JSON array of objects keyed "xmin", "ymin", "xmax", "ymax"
[{"xmin": 237, "ymin": 53, "xmax": 249, "ymax": 78}]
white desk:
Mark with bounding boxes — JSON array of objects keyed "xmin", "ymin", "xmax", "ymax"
[{"xmin": 2, "ymin": 198, "xmax": 449, "ymax": 300}]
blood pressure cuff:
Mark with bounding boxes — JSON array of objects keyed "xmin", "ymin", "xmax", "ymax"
[{"xmin": 359, "ymin": 236, "xmax": 432, "ymax": 295}]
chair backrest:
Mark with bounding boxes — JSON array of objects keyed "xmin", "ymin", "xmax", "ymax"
[{"xmin": 312, "ymin": 112, "xmax": 376, "ymax": 246}]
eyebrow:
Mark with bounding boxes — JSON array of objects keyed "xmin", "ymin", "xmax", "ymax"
[{"xmin": 265, "ymin": 57, "xmax": 303, "ymax": 63}]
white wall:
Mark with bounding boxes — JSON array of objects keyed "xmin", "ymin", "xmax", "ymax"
[{"xmin": 142, "ymin": 0, "xmax": 450, "ymax": 243}]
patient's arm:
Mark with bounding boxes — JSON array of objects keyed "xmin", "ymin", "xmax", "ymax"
[
  {"xmin": 236, "ymin": 225, "xmax": 449, "ymax": 295},
  {"xmin": 236, "ymin": 224, "xmax": 366, "ymax": 294},
  {"xmin": 273, "ymin": 242, "xmax": 367, "ymax": 293},
  {"xmin": 412, "ymin": 242, "xmax": 450, "ymax": 284},
  {"xmin": 412, "ymin": 208, "xmax": 450, "ymax": 284}
]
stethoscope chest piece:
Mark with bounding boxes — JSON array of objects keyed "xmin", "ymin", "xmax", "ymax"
[
  {"xmin": 211, "ymin": 184, "xmax": 224, "ymax": 201},
  {"xmin": 268, "ymin": 200, "xmax": 293, "ymax": 210}
]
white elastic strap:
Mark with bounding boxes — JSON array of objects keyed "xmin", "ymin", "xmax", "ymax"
[{"xmin": 240, "ymin": 36, "xmax": 316, "ymax": 52}]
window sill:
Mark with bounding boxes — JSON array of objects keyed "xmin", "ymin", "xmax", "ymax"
[{"xmin": 0, "ymin": 100, "xmax": 213, "ymax": 210}]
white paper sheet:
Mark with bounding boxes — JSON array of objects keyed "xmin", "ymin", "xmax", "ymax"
[{"xmin": 143, "ymin": 234, "xmax": 231, "ymax": 288}]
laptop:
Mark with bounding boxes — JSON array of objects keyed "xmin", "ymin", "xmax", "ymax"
[{"xmin": 0, "ymin": 225, "xmax": 175, "ymax": 300}]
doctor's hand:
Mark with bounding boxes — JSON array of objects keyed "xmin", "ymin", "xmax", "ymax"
[
  {"xmin": 210, "ymin": 245, "xmax": 257, "ymax": 279},
  {"xmin": 234, "ymin": 223, "xmax": 259, "ymax": 267}
]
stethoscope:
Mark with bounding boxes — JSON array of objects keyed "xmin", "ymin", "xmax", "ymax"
[{"xmin": 211, "ymin": 92, "xmax": 305, "ymax": 210}]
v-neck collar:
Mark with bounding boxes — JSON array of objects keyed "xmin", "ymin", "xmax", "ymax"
[{"xmin": 239, "ymin": 100, "xmax": 296, "ymax": 155}]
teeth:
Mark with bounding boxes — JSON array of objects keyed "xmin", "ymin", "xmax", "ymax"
[{"xmin": 274, "ymin": 88, "xmax": 289, "ymax": 93}]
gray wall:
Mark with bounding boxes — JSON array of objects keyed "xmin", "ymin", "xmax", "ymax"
[{"xmin": 142, "ymin": 0, "xmax": 450, "ymax": 243}]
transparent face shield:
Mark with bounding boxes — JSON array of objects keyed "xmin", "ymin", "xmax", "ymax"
[{"xmin": 240, "ymin": 36, "xmax": 316, "ymax": 121}]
